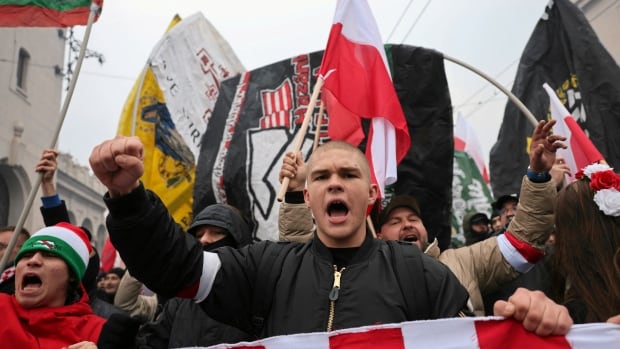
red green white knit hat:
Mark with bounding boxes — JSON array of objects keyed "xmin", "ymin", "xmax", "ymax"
[{"xmin": 15, "ymin": 222, "xmax": 91, "ymax": 280}]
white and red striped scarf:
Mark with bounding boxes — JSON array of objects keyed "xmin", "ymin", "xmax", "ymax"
[
  {"xmin": 0, "ymin": 266, "xmax": 15, "ymax": 286},
  {"xmin": 198, "ymin": 317, "xmax": 619, "ymax": 349}
]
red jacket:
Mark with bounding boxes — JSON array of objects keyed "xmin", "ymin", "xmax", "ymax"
[{"xmin": 0, "ymin": 291, "xmax": 105, "ymax": 348}]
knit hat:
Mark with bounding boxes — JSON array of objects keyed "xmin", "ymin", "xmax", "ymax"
[{"xmin": 15, "ymin": 222, "xmax": 91, "ymax": 280}]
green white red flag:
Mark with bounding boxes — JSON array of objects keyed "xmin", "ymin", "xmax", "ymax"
[{"xmin": 0, "ymin": 0, "xmax": 103, "ymax": 27}]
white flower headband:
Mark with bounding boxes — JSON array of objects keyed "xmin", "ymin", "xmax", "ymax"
[{"xmin": 575, "ymin": 163, "xmax": 620, "ymax": 217}]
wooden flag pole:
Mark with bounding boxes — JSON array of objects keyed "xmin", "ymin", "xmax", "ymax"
[
  {"xmin": 292, "ymin": 90, "xmax": 378, "ymax": 238},
  {"xmin": 367, "ymin": 216, "xmax": 377, "ymax": 238},
  {"xmin": 277, "ymin": 77, "xmax": 324, "ymax": 202},
  {"xmin": 312, "ymin": 102, "xmax": 325, "ymax": 152},
  {"xmin": 0, "ymin": 2, "xmax": 101, "ymax": 272}
]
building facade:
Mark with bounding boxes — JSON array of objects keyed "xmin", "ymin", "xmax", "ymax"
[
  {"xmin": 0, "ymin": 27, "xmax": 108, "ymax": 252},
  {"xmin": 576, "ymin": 0, "xmax": 620, "ymax": 64}
]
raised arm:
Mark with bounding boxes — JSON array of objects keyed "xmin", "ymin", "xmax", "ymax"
[
  {"xmin": 36, "ymin": 148, "xmax": 70, "ymax": 225},
  {"xmin": 89, "ymin": 136, "xmax": 203, "ymax": 297},
  {"xmin": 439, "ymin": 120, "xmax": 567, "ymax": 313},
  {"xmin": 504, "ymin": 119, "xmax": 567, "ymax": 256},
  {"xmin": 113, "ymin": 270, "xmax": 158, "ymax": 321},
  {"xmin": 278, "ymin": 151, "xmax": 313, "ymax": 243}
]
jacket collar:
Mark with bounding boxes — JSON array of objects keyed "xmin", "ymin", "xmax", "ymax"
[
  {"xmin": 310, "ymin": 229, "xmax": 377, "ymax": 265},
  {"xmin": 424, "ymin": 238, "xmax": 440, "ymax": 258}
]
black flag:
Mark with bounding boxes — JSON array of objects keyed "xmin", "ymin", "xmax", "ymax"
[
  {"xmin": 388, "ymin": 45, "xmax": 454, "ymax": 250},
  {"xmin": 193, "ymin": 45, "xmax": 454, "ymax": 250},
  {"xmin": 489, "ymin": 0, "xmax": 620, "ymax": 198}
]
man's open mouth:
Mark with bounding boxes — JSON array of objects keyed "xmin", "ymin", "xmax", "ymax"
[
  {"xmin": 22, "ymin": 273, "xmax": 42, "ymax": 289},
  {"xmin": 327, "ymin": 200, "xmax": 349, "ymax": 217},
  {"xmin": 402, "ymin": 233, "xmax": 419, "ymax": 243}
]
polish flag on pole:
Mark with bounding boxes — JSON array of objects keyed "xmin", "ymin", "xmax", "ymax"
[
  {"xmin": 100, "ymin": 236, "xmax": 124, "ymax": 272},
  {"xmin": 543, "ymin": 83, "xmax": 605, "ymax": 183},
  {"xmin": 454, "ymin": 112, "xmax": 489, "ymax": 183},
  {"xmin": 205, "ymin": 317, "xmax": 620, "ymax": 349},
  {"xmin": 318, "ymin": 0, "xmax": 410, "ymax": 198}
]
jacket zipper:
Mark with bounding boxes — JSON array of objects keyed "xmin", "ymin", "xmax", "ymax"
[{"xmin": 326, "ymin": 265, "xmax": 345, "ymax": 332}]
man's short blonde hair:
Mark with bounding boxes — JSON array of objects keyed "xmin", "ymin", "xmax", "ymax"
[{"xmin": 307, "ymin": 141, "xmax": 370, "ymax": 179}]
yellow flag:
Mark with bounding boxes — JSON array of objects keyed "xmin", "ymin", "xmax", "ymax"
[{"xmin": 117, "ymin": 15, "xmax": 194, "ymax": 228}]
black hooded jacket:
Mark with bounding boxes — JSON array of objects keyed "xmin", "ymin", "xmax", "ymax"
[
  {"xmin": 187, "ymin": 203, "xmax": 252, "ymax": 247},
  {"xmin": 137, "ymin": 203, "xmax": 253, "ymax": 348}
]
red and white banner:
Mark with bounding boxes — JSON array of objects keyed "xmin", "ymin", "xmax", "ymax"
[
  {"xmin": 202, "ymin": 317, "xmax": 620, "ymax": 349},
  {"xmin": 318, "ymin": 0, "xmax": 410, "ymax": 198},
  {"xmin": 543, "ymin": 83, "xmax": 605, "ymax": 183}
]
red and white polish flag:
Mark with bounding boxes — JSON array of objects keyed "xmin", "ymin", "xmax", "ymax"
[
  {"xmin": 318, "ymin": 0, "xmax": 410, "ymax": 198},
  {"xmin": 203, "ymin": 317, "xmax": 620, "ymax": 349},
  {"xmin": 543, "ymin": 83, "xmax": 605, "ymax": 182},
  {"xmin": 454, "ymin": 112, "xmax": 490, "ymax": 183},
  {"xmin": 100, "ymin": 236, "xmax": 125, "ymax": 272}
]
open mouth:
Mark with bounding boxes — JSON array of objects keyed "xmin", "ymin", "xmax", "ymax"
[
  {"xmin": 22, "ymin": 273, "xmax": 42, "ymax": 290},
  {"xmin": 402, "ymin": 233, "xmax": 419, "ymax": 243},
  {"xmin": 327, "ymin": 200, "xmax": 349, "ymax": 217}
]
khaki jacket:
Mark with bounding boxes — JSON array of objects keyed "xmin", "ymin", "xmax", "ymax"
[
  {"xmin": 114, "ymin": 270, "xmax": 159, "ymax": 321},
  {"xmin": 278, "ymin": 176, "xmax": 556, "ymax": 315}
]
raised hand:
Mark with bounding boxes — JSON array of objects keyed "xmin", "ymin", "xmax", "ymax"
[
  {"xmin": 529, "ymin": 119, "xmax": 567, "ymax": 173},
  {"xmin": 278, "ymin": 151, "xmax": 306, "ymax": 192},
  {"xmin": 89, "ymin": 136, "xmax": 144, "ymax": 197},
  {"xmin": 36, "ymin": 149, "xmax": 59, "ymax": 196}
]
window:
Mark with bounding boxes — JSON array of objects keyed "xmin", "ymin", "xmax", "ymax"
[{"xmin": 16, "ymin": 48, "xmax": 30, "ymax": 91}]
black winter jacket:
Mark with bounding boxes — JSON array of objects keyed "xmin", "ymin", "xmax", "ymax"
[
  {"xmin": 137, "ymin": 297, "xmax": 252, "ymax": 348},
  {"xmin": 105, "ymin": 184, "xmax": 469, "ymax": 338}
]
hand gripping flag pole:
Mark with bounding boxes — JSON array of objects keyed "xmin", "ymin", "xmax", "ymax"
[{"xmin": 276, "ymin": 78, "xmax": 324, "ymax": 202}]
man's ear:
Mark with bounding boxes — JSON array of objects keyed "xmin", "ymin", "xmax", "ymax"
[
  {"xmin": 303, "ymin": 188, "xmax": 311, "ymax": 208},
  {"xmin": 368, "ymin": 184, "xmax": 378, "ymax": 205}
]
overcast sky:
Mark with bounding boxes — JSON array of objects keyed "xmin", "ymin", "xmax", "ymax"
[{"xmin": 58, "ymin": 0, "xmax": 546, "ymax": 167}]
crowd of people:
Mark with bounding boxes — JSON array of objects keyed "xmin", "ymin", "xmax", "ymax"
[{"xmin": 0, "ymin": 119, "xmax": 618, "ymax": 347}]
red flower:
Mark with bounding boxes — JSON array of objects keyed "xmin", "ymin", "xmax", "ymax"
[
  {"xmin": 575, "ymin": 169, "xmax": 585, "ymax": 180},
  {"xmin": 589, "ymin": 170, "xmax": 620, "ymax": 191}
]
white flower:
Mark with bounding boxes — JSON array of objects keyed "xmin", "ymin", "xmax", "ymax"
[
  {"xmin": 583, "ymin": 163, "xmax": 613, "ymax": 178},
  {"xmin": 593, "ymin": 188, "xmax": 620, "ymax": 217}
]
